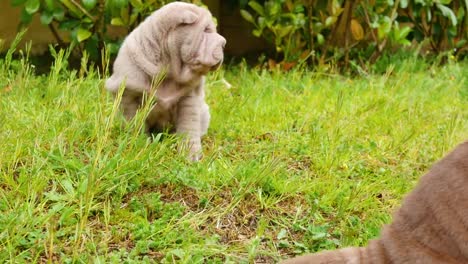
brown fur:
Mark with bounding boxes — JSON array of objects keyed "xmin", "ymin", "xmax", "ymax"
[
  {"xmin": 105, "ymin": 2, "xmax": 226, "ymax": 161},
  {"xmin": 283, "ymin": 141, "xmax": 468, "ymax": 264}
]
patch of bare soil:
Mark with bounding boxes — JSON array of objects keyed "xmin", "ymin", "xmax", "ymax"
[
  {"xmin": 158, "ymin": 183, "xmax": 200, "ymax": 211},
  {"xmin": 201, "ymin": 191, "xmax": 310, "ymax": 261},
  {"xmin": 123, "ymin": 183, "xmax": 311, "ymax": 261}
]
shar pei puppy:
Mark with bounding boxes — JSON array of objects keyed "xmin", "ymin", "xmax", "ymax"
[
  {"xmin": 106, "ymin": 2, "xmax": 226, "ymax": 161},
  {"xmin": 284, "ymin": 141, "xmax": 468, "ymax": 264}
]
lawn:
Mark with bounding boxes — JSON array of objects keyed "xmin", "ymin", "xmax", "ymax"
[{"xmin": 1, "ymin": 48, "xmax": 467, "ymax": 263}]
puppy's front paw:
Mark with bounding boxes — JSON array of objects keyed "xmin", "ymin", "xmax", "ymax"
[
  {"xmin": 178, "ymin": 139, "xmax": 203, "ymax": 162},
  {"xmin": 188, "ymin": 142, "xmax": 203, "ymax": 162},
  {"xmin": 189, "ymin": 151, "xmax": 202, "ymax": 162}
]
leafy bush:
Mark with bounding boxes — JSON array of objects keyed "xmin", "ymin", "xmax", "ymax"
[
  {"xmin": 399, "ymin": 0, "xmax": 467, "ymax": 53},
  {"xmin": 9, "ymin": 0, "xmax": 466, "ymax": 71},
  {"xmin": 240, "ymin": 1, "xmax": 309, "ymax": 63},
  {"xmin": 9, "ymin": 0, "xmax": 194, "ymax": 62},
  {"xmin": 239, "ymin": 0, "xmax": 467, "ymax": 70}
]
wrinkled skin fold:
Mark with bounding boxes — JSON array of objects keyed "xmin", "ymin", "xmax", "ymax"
[
  {"xmin": 283, "ymin": 141, "xmax": 468, "ymax": 264},
  {"xmin": 106, "ymin": 2, "xmax": 226, "ymax": 161}
]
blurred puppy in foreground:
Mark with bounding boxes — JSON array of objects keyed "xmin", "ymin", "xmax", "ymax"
[{"xmin": 283, "ymin": 141, "xmax": 468, "ymax": 264}]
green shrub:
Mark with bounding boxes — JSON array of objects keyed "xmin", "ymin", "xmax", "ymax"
[
  {"xmin": 239, "ymin": 0, "xmax": 467, "ymax": 70},
  {"xmin": 399, "ymin": 0, "xmax": 467, "ymax": 54},
  {"xmin": 9, "ymin": 0, "xmax": 197, "ymax": 61},
  {"xmin": 9, "ymin": 0, "xmax": 467, "ymax": 71}
]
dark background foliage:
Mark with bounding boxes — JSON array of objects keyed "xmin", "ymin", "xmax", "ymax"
[{"xmin": 8, "ymin": 0, "xmax": 468, "ymax": 71}]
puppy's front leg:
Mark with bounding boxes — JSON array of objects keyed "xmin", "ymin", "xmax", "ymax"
[
  {"xmin": 176, "ymin": 95, "xmax": 203, "ymax": 161},
  {"xmin": 119, "ymin": 92, "xmax": 141, "ymax": 121}
]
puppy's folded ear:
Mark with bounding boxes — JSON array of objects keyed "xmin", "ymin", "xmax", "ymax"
[{"xmin": 178, "ymin": 10, "xmax": 198, "ymax": 25}]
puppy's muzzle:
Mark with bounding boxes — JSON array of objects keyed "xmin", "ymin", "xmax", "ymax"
[
  {"xmin": 191, "ymin": 34, "xmax": 226, "ymax": 73},
  {"xmin": 212, "ymin": 35, "xmax": 226, "ymax": 62},
  {"xmin": 210, "ymin": 36, "xmax": 226, "ymax": 70}
]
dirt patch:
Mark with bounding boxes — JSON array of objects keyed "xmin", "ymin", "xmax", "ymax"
[
  {"xmin": 107, "ymin": 232, "xmax": 135, "ymax": 252},
  {"xmin": 158, "ymin": 183, "xmax": 201, "ymax": 211},
  {"xmin": 123, "ymin": 183, "xmax": 311, "ymax": 261},
  {"xmin": 205, "ymin": 193, "xmax": 260, "ymax": 244},
  {"xmin": 286, "ymin": 156, "xmax": 313, "ymax": 172},
  {"xmin": 38, "ymin": 253, "xmax": 60, "ymax": 264},
  {"xmin": 199, "ymin": 190, "xmax": 310, "ymax": 260}
]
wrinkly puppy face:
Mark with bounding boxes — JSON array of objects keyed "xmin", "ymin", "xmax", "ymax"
[{"xmin": 163, "ymin": 3, "xmax": 226, "ymax": 75}]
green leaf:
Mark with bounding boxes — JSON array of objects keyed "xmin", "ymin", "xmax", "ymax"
[
  {"xmin": 111, "ymin": 17, "xmax": 125, "ymax": 26},
  {"xmin": 44, "ymin": 0, "xmax": 55, "ymax": 10},
  {"xmin": 59, "ymin": 206, "xmax": 77, "ymax": 225},
  {"xmin": 40, "ymin": 12, "xmax": 54, "ymax": 24},
  {"xmin": 268, "ymin": 1, "xmax": 281, "ymax": 16},
  {"xmin": 401, "ymin": 39, "xmax": 411, "ymax": 46},
  {"xmin": 258, "ymin": 16, "xmax": 265, "ymax": 27},
  {"xmin": 106, "ymin": 42, "xmax": 121, "ymax": 55},
  {"xmin": 130, "ymin": 13, "xmax": 138, "ymax": 25},
  {"xmin": 400, "ymin": 0, "xmax": 408, "ymax": 8},
  {"xmin": 50, "ymin": 202, "xmax": 65, "ymax": 213},
  {"xmin": 20, "ymin": 8, "xmax": 33, "ymax": 24},
  {"xmin": 278, "ymin": 240, "xmax": 290, "ymax": 248},
  {"xmin": 317, "ymin": 33, "xmax": 325, "ymax": 45},
  {"xmin": 169, "ymin": 248, "xmax": 185, "ymax": 259},
  {"xmin": 120, "ymin": 6, "xmax": 129, "ymax": 24},
  {"xmin": 377, "ymin": 16, "xmax": 392, "ymax": 39},
  {"xmin": 398, "ymin": 26, "xmax": 412, "ymax": 39},
  {"xmin": 129, "ymin": 0, "xmax": 143, "ymax": 8},
  {"xmin": 77, "ymin": 28, "xmax": 92, "ymax": 42},
  {"xmin": 438, "ymin": 0, "xmax": 452, "ymax": 4},
  {"xmin": 277, "ymin": 228, "xmax": 288, "ymax": 240},
  {"xmin": 59, "ymin": 0, "xmax": 82, "ymax": 17},
  {"xmin": 53, "ymin": 8, "xmax": 65, "ymax": 21},
  {"xmin": 240, "ymin": 9, "xmax": 255, "ymax": 24},
  {"xmin": 436, "ymin": 4, "xmax": 457, "ymax": 26},
  {"xmin": 45, "ymin": 192, "xmax": 64, "ymax": 202},
  {"xmin": 313, "ymin": 22, "xmax": 323, "ymax": 31},
  {"xmin": 278, "ymin": 25, "xmax": 293, "ymax": 38},
  {"xmin": 294, "ymin": 4, "xmax": 305, "ymax": 13},
  {"xmin": 253, "ymin": 29, "xmax": 263, "ymax": 37},
  {"xmin": 78, "ymin": 178, "xmax": 88, "ymax": 194},
  {"xmin": 447, "ymin": 27, "xmax": 456, "ymax": 38},
  {"xmin": 25, "ymin": 0, "xmax": 40, "ymax": 14},
  {"xmin": 111, "ymin": 0, "xmax": 128, "ymax": 9},
  {"xmin": 456, "ymin": 5, "xmax": 465, "ymax": 20},
  {"xmin": 82, "ymin": 17, "xmax": 93, "ymax": 23},
  {"xmin": 82, "ymin": 0, "xmax": 97, "ymax": 10},
  {"xmin": 248, "ymin": 1, "xmax": 265, "ymax": 16},
  {"xmin": 84, "ymin": 34, "xmax": 99, "ymax": 60},
  {"xmin": 61, "ymin": 179, "xmax": 75, "ymax": 195},
  {"xmin": 455, "ymin": 39, "xmax": 467, "ymax": 48},
  {"xmin": 325, "ymin": 16, "xmax": 337, "ymax": 27},
  {"xmin": 11, "ymin": 0, "xmax": 27, "ymax": 6},
  {"xmin": 59, "ymin": 19, "xmax": 80, "ymax": 30},
  {"xmin": 311, "ymin": 232, "xmax": 327, "ymax": 240}
]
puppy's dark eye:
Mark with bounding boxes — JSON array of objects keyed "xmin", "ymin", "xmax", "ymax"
[{"xmin": 204, "ymin": 27, "xmax": 213, "ymax": 33}]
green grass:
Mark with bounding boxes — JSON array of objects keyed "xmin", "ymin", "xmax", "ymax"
[{"xmin": 0, "ymin": 46, "xmax": 467, "ymax": 263}]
